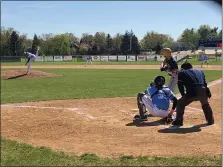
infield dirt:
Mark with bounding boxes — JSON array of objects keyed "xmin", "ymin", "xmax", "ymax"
[
  {"xmin": 2, "ymin": 79, "xmax": 222, "ymax": 158},
  {"xmin": 1, "ymin": 70, "xmax": 61, "ymax": 79}
]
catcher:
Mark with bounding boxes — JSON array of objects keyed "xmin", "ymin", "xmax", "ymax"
[
  {"xmin": 134, "ymin": 76, "xmax": 178, "ymax": 122},
  {"xmin": 160, "ymin": 48, "xmax": 179, "ymax": 92}
]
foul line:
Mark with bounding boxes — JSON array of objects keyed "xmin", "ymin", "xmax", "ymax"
[
  {"xmin": 1, "ymin": 79, "xmax": 221, "ymax": 119},
  {"xmin": 1, "ymin": 104, "xmax": 114, "ymax": 120}
]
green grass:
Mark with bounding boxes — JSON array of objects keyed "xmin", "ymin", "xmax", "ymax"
[
  {"xmin": 1, "ymin": 69, "xmax": 222, "ymax": 166},
  {"xmin": 1, "ymin": 57, "xmax": 222, "ymax": 65},
  {"xmin": 1, "ymin": 69, "xmax": 222, "ymax": 104},
  {"xmin": 1, "ymin": 60, "xmax": 161, "ymax": 65},
  {"xmin": 1, "ymin": 138, "xmax": 222, "ymax": 166}
]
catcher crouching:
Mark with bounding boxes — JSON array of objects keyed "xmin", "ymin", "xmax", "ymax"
[{"xmin": 135, "ymin": 76, "xmax": 178, "ymax": 123}]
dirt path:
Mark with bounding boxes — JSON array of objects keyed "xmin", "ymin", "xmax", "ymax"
[
  {"xmin": 1, "ymin": 65, "xmax": 222, "ymax": 70},
  {"xmin": 1, "ymin": 80, "xmax": 222, "ymax": 158}
]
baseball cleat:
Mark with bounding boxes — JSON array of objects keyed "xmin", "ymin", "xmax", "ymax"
[
  {"xmin": 207, "ymin": 121, "xmax": 214, "ymax": 125},
  {"xmin": 172, "ymin": 120, "xmax": 183, "ymax": 126},
  {"xmin": 133, "ymin": 115, "xmax": 148, "ymax": 122}
]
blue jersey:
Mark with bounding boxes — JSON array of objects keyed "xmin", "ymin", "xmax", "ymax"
[{"xmin": 146, "ymin": 86, "xmax": 176, "ymax": 110}]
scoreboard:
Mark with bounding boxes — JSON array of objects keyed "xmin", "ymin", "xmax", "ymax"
[{"xmin": 198, "ymin": 38, "xmax": 222, "ymax": 48}]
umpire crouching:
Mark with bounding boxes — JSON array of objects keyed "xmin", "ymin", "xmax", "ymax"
[{"xmin": 172, "ymin": 62, "xmax": 214, "ymax": 126}]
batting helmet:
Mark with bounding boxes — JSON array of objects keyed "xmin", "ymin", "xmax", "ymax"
[
  {"xmin": 181, "ymin": 62, "xmax": 193, "ymax": 70},
  {"xmin": 154, "ymin": 76, "xmax": 165, "ymax": 87}
]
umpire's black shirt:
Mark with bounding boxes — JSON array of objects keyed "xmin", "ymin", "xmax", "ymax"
[{"xmin": 178, "ymin": 69, "xmax": 207, "ymax": 97}]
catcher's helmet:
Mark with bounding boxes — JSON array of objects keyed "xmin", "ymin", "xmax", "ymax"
[
  {"xmin": 154, "ymin": 76, "xmax": 165, "ymax": 87},
  {"xmin": 181, "ymin": 62, "xmax": 193, "ymax": 70}
]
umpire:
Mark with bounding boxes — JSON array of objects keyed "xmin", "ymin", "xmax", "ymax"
[{"xmin": 172, "ymin": 62, "xmax": 214, "ymax": 126}]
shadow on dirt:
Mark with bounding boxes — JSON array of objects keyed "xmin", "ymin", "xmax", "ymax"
[
  {"xmin": 126, "ymin": 118, "xmax": 167, "ymax": 127},
  {"xmin": 158, "ymin": 123, "xmax": 210, "ymax": 134},
  {"xmin": 7, "ymin": 73, "xmax": 27, "ymax": 80}
]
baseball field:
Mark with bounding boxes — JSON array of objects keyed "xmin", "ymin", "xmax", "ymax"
[{"xmin": 1, "ymin": 62, "xmax": 222, "ymax": 166}]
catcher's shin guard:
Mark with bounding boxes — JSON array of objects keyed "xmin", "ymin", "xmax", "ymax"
[
  {"xmin": 137, "ymin": 92, "xmax": 146, "ymax": 118},
  {"xmin": 202, "ymin": 103, "xmax": 214, "ymax": 125}
]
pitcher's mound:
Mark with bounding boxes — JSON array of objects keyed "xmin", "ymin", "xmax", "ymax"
[{"xmin": 1, "ymin": 70, "xmax": 61, "ymax": 79}]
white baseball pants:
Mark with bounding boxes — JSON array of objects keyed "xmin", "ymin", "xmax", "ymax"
[
  {"xmin": 168, "ymin": 75, "xmax": 178, "ymax": 93},
  {"xmin": 27, "ymin": 57, "xmax": 34, "ymax": 73},
  {"xmin": 142, "ymin": 95, "xmax": 169, "ymax": 118},
  {"xmin": 85, "ymin": 60, "xmax": 93, "ymax": 66}
]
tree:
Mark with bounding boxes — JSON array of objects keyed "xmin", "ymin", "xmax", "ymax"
[
  {"xmin": 67, "ymin": 32, "xmax": 79, "ymax": 52},
  {"xmin": 112, "ymin": 33, "xmax": 122, "ymax": 54},
  {"xmin": 218, "ymin": 30, "xmax": 222, "ymax": 38},
  {"xmin": 39, "ymin": 33, "xmax": 54, "ymax": 56},
  {"xmin": 197, "ymin": 25, "xmax": 212, "ymax": 39},
  {"xmin": 70, "ymin": 47, "xmax": 76, "ymax": 56},
  {"xmin": 59, "ymin": 34, "xmax": 71, "ymax": 55},
  {"xmin": 31, "ymin": 34, "xmax": 39, "ymax": 54},
  {"xmin": 9, "ymin": 31, "xmax": 20, "ymax": 56},
  {"xmin": 155, "ymin": 43, "xmax": 162, "ymax": 54},
  {"xmin": 20, "ymin": 34, "xmax": 32, "ymax": 52},
  {"xmin": 141, "ymin": 31, "xmax": 174, "ymax": 50},
  {"xmin": 47, "ymin": 34, "xmax": 71, "ymax": 55},
  {"xmin": 1, "ymin": 27, "xmax": 14, "ymax": 56},
  {"xmin": 178, "ymin": 28, "xmax": 200, "ymax": 46},
  {"xmin": 79, "ymin": 44, "xmax": 88, "ymax": 55},
  {"xmin": 121, "ymin": 31, "xmax": 130, "ymax": 54},
  {"xmin": 131, "ymin": 35, "xmax": 140, "ymax": 54},
  {"xmin": 106, "ymin": 34, "xmax": 112, "ymax": 51},
  {"xmin": 91, "ymin": 44, "xmax": 100, "ymax": 55},
  {"xmin": 210, "ymin": 27, "xmax": 219, "ymax": 38},
  {"xmin": 81, "ymin": 33, "xmax": 93, "ymax": 45},
  {"xmin": 66, "ymin": 33, "xmax": 79, "ymax": 44},
  {"xmin": 93, "ymin": 32, "xmax": 106, "ymax": 51}
]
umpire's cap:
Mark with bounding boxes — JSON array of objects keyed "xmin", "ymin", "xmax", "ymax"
[
  {"xmin": 154, "ymin": 76, "xmax": 165, "ymax": 87},
  {"xmin": 181, "ymin": 62, "xmax": 193, "ymax": 70}
]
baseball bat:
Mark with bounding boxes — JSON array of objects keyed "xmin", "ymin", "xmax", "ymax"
[{"xmin": 176, "ymin": 55, "xmax": 189, "ymax": 63}]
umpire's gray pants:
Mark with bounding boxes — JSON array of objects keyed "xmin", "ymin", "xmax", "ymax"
[{"xmin": 168, "ymin": 76, "xmax": 178, "ymax": 92}]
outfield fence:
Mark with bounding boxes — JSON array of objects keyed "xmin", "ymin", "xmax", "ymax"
[{"xmin": 1, "ymin": 50, "xmax": 221, "ymax": 63}]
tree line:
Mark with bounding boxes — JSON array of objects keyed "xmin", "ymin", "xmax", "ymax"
[{"xmin": 1, "ymin": 25, "xmax": 222, "ymax": 57}]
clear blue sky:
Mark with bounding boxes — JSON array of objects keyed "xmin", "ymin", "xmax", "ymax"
[{"xmin": 1, "ymin": 1, "xmax": 222, "ymax": 40}]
